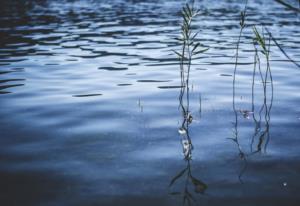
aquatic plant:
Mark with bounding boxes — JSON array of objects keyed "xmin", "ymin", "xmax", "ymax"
[
  {"xmin": 250, "ymin": 40, "xmax": 265, "ymax": 152},
  {"xmin": 172, "ymin": 0, "xmax": 208, "ymax": 160},
  {"xmin": 230, "ymin": 0, "xmax": 248, "ymax": 183},
  {"xmin": 173, "ymin": 0, "xmax": 208, "ymax": 116},
  {"xmin": 169, "ymin": 1, "xmax": 208, "ymax": 205},
  {"xmin": 265, "ymin": 28, "xmax": 300, "ymax": 69},
  {"xmin": 230, "ymin": 23, "xmax": 275, "ymax": 182},
  {"xmin": 251, "ymin": 26, "xmax": 274, "ymax": 154}
]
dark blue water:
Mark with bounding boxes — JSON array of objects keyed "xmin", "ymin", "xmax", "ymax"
[{"xmin": 0, "ymin": 0, "xmax": 300, "ymax": 205}]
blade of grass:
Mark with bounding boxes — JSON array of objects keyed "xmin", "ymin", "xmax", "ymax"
[
  {"xmin": 274, "ymin": 0, "xmax": 300, "ymax": 13},
  {"xmin": 265, "ymin": 28, "xmax": 300, "ymax": 68}
]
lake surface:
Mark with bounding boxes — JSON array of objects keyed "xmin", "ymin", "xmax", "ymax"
[{"xmin": 0, "ymin": 0, "xmax": 300, "ymax": 205}]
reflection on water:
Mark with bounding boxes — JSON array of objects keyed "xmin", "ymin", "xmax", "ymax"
[
  {"xmin": 169, "ymin": 2, "xmax": 207, "ymax": 204},
  {"xmin": 230, "ymin": 2, "xmax": 275, "ymax": 182},
  {"xmin": 0, "ymin": 0, "xmax": 300, "ymax": 205},
  {"xmin": 231, "ymin": 33, "xmax": 275, "ymax": 182},
  {"xmin": 0, "ymin": 67, "xmax": 25, "ymax": 94},
  {"xmin": 230, "ymin": 0, "xmax": 248, "ymax": 183},
  {"xmin": 250, "ymin": 32, "xmax": 274, "ymax": 154}
]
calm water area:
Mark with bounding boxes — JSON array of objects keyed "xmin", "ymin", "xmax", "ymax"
[{"xmin": 0, "ymin": 0, "xmax": 300, "ymax": 205}]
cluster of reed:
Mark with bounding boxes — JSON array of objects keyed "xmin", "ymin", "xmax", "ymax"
[{"xmin": 169, "ymin": 0, "xmax": 299, "ymax": 200}]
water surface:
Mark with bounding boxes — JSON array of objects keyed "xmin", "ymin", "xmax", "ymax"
[{"xmin": 0, "ymin": 0, "xmax": 300, "ymax": 205}]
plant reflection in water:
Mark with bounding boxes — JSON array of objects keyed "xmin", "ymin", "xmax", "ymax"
[
  {"xmin": 250, "ymin": 26, "xmax": 274, "ymax": 154},
  {"xmin": 230, "ymin": 5, "xmax": 274, "ymax": 182},
  {"xmin": 169, "ymin": 1, "xmax": 208, "ymax": 205}
]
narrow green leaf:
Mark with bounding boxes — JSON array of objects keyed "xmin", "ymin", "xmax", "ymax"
[
  {"xmin": 266, "ymin": 27, "xmax": 300, "ymax": 68},
  {"xmin": 193, "ymin": 47, "xmax": 209, "ymax": 55},
  {"xmin": 190, "ymin": 32, "xmax": 199, "ymax": 41},
  {"xmin": 186, "ymin": 3, "xmax": 192, "ymax": 17},
  {"xmin": 253, "ymin": 26, "xmax": 268, "ymax": 54},
  {"xmin": 175, "ymin": 37, "xmax": 184, "ymax": 42},
  {"xmin": 194, "ymin": 9, "xmax": 200, "ymax": 16},
  {"xmin": 192, "ymin": 42, "xmax": 200, "ymax": 53},
  {"xmin": 173, "ymin": 50, "xmax": 184, "ymax": 58},
  {"xmin": 182, "ymin": 15, "xmax": 189, "ymax": 28},
  {"xmin": 182, "ymin": 7, "xmax": 190, "ymax": 18}
]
